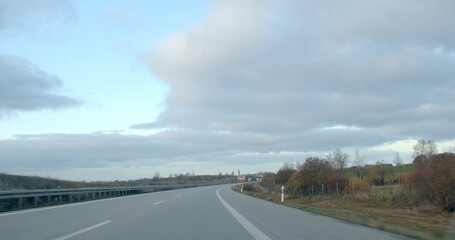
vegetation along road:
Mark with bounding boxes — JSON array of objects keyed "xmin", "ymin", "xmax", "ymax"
[{"xmin": 241, "ymin": 143, "xmax": 454, "ymax": 240}]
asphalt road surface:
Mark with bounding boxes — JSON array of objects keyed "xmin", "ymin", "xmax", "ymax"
[{"xmin": 0, "ymin": 185, "xmax": 410, "ymax": 240}]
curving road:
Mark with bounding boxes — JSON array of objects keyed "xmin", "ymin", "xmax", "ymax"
[{"xmin": 0, "ymin": 185, "xmax": 410, "ymax": 240}]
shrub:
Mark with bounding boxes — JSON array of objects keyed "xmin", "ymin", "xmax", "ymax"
[
  {"xmin": 327, "ymin": 175, "xmax": 349, "ymax": 195},
  {"xmin": 344, "ymin": 179, "xmax": 371, "ymax": 197},
  {"xmin": 405, "ymin": 152, "xmax": 455, "ymax": 209},
  {"xmin": 243, "ymin": 184, "xmax": 258, "ymax": 192}
]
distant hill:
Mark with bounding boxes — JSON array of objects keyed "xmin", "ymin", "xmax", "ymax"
[{"xmin": 0, "ymin": 173, "xmax": 84, "ymax": 190}]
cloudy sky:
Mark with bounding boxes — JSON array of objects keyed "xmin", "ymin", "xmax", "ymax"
[{"xmin": 1, "ymin": 0, "xmax": 454, "ymax": 181}]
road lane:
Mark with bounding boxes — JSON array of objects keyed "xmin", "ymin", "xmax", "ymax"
[
  {"xmin": 0, "ymin": 185, "xmax": 410, "ymax": 240},
  {"xmin": 218, "ymin": 186, "xmax": 410, "ymax": 240},
  {"xmin": 216, "ymin": 188, "xmax": 271, "ymax": 240},
  {"xmin": 72, "ymin": 186, "xmax": 253, "ymax": 240}
]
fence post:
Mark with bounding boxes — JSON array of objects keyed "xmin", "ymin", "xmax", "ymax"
[
  {"xmin": 336, "ymin": 182, "xmax": 339, "ymax": 198},
  {"xmin": 352, "ymin": 182, "xmax": 355, "ymax": 198}
]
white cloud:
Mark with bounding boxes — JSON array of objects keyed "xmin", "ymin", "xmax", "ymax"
[{"xmin": 139, "ymin": 0, "xmax": 455, "ymax": 139}]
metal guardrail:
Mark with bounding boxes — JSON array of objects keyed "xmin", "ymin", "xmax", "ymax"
[{"xmin": 0, "ymin": 183, "xmax": 215, "ymax": 212}]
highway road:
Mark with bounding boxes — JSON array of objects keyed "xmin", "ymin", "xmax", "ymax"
[{"xmin": 0, "ymin": 185, "xmax": 410, "ymax": 240}]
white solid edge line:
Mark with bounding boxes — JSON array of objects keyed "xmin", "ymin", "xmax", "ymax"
[
  {"xmin": 153, "ymin": 200, "xmax": 164, "ymax": 205},
  {"xmin": 216, "ymin": 188, "xmax": 272, "ymax": 240},
  {"xmin": 53, "ymin": 220, "xmax": 112, "ymax": 240}
]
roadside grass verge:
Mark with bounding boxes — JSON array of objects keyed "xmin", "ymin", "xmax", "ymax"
[{"xmin": 233, "ymin": 184, "xmax": 455, "ymax": 240}]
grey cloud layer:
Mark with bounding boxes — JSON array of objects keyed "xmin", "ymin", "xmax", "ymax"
[
  {"xmin": 137, "ymin": 0, "xmax": 455, "ymax": 147},
  {"xmin": 0, "ymin": 128, "xmax": 384, "ymax": 173},
  {"xmin": 0, "ymin": 132, "xmax": 289, "ymax": 171},
  {"xmin": 0, "ymin": 55, "xmax": 80, "ymax": 115}
]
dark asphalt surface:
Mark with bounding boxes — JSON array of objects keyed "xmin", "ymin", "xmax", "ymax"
[{"xmin": 0, "ymin": 185, "xmax": 411, "ymax": 240}]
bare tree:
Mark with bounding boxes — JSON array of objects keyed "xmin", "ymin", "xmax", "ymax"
[
  {"xmin": 413, "ymin": 139, "xmax": 427, "ymax": 158},
  {"xmin": 328, "ymin": 149, "xmax": 349, "ymax": 174},
  {"xmin": 393, "ymin": 152, "xmax": 403, "ymax": 184},
  {"xmin": 413, "ymin": 139, "xmax": 438, "ymax": 158},
  {"xmin": 353, "ymin": 149, "xmax": 365, "ymax": 180},
  {"xmin": 393, "ymin": 152, "xmax": 402, "ymax": 167},
  {"xmin": 413, "ymin": 139, "xmax": 438, "ymax": 166},
  {"xmin": 426, "ymin": 139, "xmax": 438, "ymax": 159}
]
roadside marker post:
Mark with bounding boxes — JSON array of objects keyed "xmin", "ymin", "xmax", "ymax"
[
  {"xmin": 241, "ymin": 184, "xmax": 243, "ymax": 193},
  {"xmin": 281, "ymin": 186, "xmax": 285, "ymax": 203}
]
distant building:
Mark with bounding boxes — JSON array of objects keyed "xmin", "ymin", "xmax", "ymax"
[
  {"xmin": 365, "ymin": 163, "xmax": 393, "ymax": 168},
  {"xmin": 238, "ymin": 174, "xmax": 263, "ymax": 182}
]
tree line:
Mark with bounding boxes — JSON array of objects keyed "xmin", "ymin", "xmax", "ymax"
[{"xmin": 260, "ymin": 139, "xmax": 454, "ymax": 210}]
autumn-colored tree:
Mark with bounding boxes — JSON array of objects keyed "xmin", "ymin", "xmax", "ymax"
[
  {"xmin": 298, "ymin": 157, "xmax": 333, "ymax": 195},
  {"xmin": 275, "ymin": 162, "xmax": 296, "ymax": 185},
  {"xmin": 407, "ymin": 152, "xmax": 455, "ymax": 208},
  {"xmin": 407, "ymin": 163, "xmax": 435, "ymax": 203},
  {"xmin": 288, "ymin": 171, "xmax": 304, "ymax": 197},
  {"xmin": 429, "ymin": 153, "xmax": 455, "ymax": 208},
  {"xmin": 260, "ymin": 172, "xmax": 276, "ymax": 193}
]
